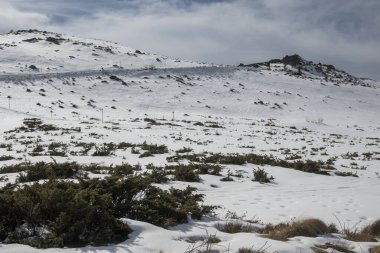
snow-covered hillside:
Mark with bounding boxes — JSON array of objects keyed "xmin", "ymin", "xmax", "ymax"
[
  {"xmin": 0, "ymin": 29, "xmax": 207, "ymax": 74},
  {"xmin": 0, "ymin": 31, "xmax": 379, "ymax": 253}
]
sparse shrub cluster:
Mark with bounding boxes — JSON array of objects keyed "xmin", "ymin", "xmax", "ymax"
[
  {"xmin": 139, "ymin": 141, "xmax": 168, "ymax": 157},
  {"xmin": 48, "ymin": 142, "xmax": 67, "ymax": 157},
  {"xmin": 0, "ymin": 155, "xmax": 14, "ymax": 161},
  {"xmin": 167, "ymin": 163, "xmax": 222, "ymax": 182},
  {"xmin": 16, "ymin": 162, "xmax": 87, "ymax": 182},
  {"xmin": 5, "ymin": 118, "xmax": 80, "ymax": 134},
  {"xmin": 335, "ymin": 171, "xmax": 358, "ymax": 177},
  {"xmin": 167, "ymin": 153, "xmax": 332, "ymax": 175},
  {"xmin": 92, "ymin": 143, "xmax": 116, "ymax": 156},
  {"xmin": 14, "ymin": 118, "xmax": 58, "ymax": 132},
  {"xmin": 176, "ymin": 147, "xmax": 193, "ymax": 153}
]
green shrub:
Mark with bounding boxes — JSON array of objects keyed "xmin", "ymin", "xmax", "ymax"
[
  {"xmin": 252, "ymin": 168, "xmax": 274, "ymax": 183},
  {"xmin": 139, "ymin": 151, "xmax": 153, "ymax": 158},
  {"xmin": 0, "ymin": 156, "xmax": 14, "ymax": 161},
  {"xmin": 140, "ymin": 142, "xmax": 168, "ymax": 154},
  {"xmin": 110, "ymin": 164, "xmax": 141, "ymax": 176},
  {"xmin": 176, "ymin": 147, "xmax": 193, "ymax": 153},
  {"xmin": 0, "ymin": 169, "xmax": 214, "ymax": 248},
  {"xmin": 144, "ymin": 164, "xmax": 169, "ymax": 183},
  {"xmin": 0, "ymin": 180, "xmax": 131, "ymax": 247},
  {"xmin": 16, "ymin": 162, "xmax": 86, "ymax": 182},
  {"xmin": 93, "ymin": 143, "xmax": 115, "ymax": 156},
  {"xmin": 165, "ymin": 163, "xmax": 221, "ymax": 181},
  {"xmin": 167, "ymin": 153, "xmax": 331, "ymax": 175},
  {"xmin": 335, "ymin": 171, "xmax": 358, "ymax": 177},
  {"xmin": 173, "ymin": 165, "xmax": 200, "ymax": 182}
]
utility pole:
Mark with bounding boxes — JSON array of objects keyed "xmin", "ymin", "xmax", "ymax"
[
  {"xmin": 172, "ymin": 111, "xmax": 175, "ymax": 122},
  {"xmin": 50, "ymin": 107, "xmax": 53, "ymax": 118},
  {"xmin": 101, "ymin": 108, "xmax": 104, "ymax": 123},
  {"xmin": 7, "ymin": 96, "xmax": 11, "ymax": 109}
]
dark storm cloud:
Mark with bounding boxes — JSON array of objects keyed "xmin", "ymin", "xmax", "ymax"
[{"xmin": 0, "ymin": 0, "xmax": 379, "ymax": 79}]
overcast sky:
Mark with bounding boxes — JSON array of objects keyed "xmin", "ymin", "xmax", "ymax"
[{"xmin": 1, "ymin": 0, "xmax": 379, "ymax": 80}]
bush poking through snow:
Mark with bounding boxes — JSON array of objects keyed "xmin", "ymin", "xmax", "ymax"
[
  {"xmin": 167, "ymin": 153, "xmax": 332, "ymax": 175},
  {"xmin": 16, "ymin": 162, "xmax": 87, "ymax": 182},
  {"xmin": 0, "ymin": 155, "xmax": 14, "ymax": 161},
  {"xmin": 252, "ymin": 168, "xmax": 274, "ymax": 183},
  {"xmin": 0, "ymin": 173, "xmax": 215, "ymax": 248}
]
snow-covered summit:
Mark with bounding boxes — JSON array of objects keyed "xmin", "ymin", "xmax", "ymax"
[
  {"xmin": 0, "ymin": 29, "xmax": 207, "ymax": 74},
  {"xmin": 239, "ymin": 54, "xmax": 373, "ymax": 87}
]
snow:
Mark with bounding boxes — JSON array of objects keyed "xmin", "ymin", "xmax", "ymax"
[{"xmin": 0, "ymin": 30, "xmax": 379, "ymax": 252}]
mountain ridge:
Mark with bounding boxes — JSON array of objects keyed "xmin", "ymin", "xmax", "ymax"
[
  {"xmin": 239, "ymin": 54, "xmax": 373, "ymax": 87},
  {"xmin": 0, "ymin": 30, "xmax": 376, "ymax": 88}
]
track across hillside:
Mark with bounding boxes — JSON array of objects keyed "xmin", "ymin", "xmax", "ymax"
[{"xmin": 0, "ymin": 66, "xmax": 238, "ymax": 82}]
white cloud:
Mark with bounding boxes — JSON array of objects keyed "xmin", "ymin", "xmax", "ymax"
[
  {"xmin": 1, "ymin": 0, "xmax": 380, "ymax": 79},
  {"xmin": 0, "ymin": 1, "xmax": 48, "ymax": 32}
]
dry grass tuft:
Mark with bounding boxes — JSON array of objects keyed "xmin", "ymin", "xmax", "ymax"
[
  {"xmin": 260, "ymin": 218, "xmax": 330, "ymax": 241},
  {"xmin": 370, "ymin": 247, "xmax": 380, "ymax": 253},
  {"xmin": 216, "ymin": 222, "xmax": 255, "ymax": 234},
  {"xmin": 312, "ymin": 243, "xmax": 354, "ymax": 253},
  {"xmin": 344, "ymin": 219, "xmax": 380, "ymax": 242},
  {"xmin": 237, "ymin": 247, "xmax": 266, "ymax": 253},
  {"xmin": 362, "ymin": 220, "xmax": 380, "ymax": 237},
  {"xmin": 206, "ymin": 235, "xmax": 221, "ymax": 244}
]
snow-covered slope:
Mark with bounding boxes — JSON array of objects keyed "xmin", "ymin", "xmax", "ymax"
[
  {"xmin": 0, "ymin": 29, "xmax": 207, "ymax": 74},
  {"xmin": 0, "ymin": 31, "xmax": 379, "ymax": 253}
]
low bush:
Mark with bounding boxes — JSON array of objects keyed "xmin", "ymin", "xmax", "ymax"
[
  {"xmin": 176, "ymin": 147, "xmax": 193, "ymax": 153},
  {"xmin": 335, "ymin": 171, "xmax": 358, "ymax": 177},
  {"xmin": 0, "ymin": 174, "xmax": 214, "ymax": 248},
  {"xmin": 0, "ymin": 179, "xmax": 130, "ymax": 248},
  {"xmin": 252, "ymin": 168, "xmax": 274, "ymax": 183},
  {"xmin": 167, "ymin": 153, "xmax": 331, "ymax": 175},
  {"xmin": 93, "ymin": 143, "xmax": 115, "ymax": 156},
  {"xmin": 140, "ymin": 142, "xmax": 168, "ymax": 154},
  {"xmin": 16, "ymin": 162, "xmax": 86, "ymax": 182},
  {"xmin": 0, "ymin": 155, "xmax": 14, "ymax": 161},
  {"xmin": 172, "ymin": 165, "xmax": 200, "ymax": 182},
  {"xmin": 144, "ymin": 164, "xmax": 169, "ymax": 183},
  {"xmin": 109, "ymin": 164, "xmax": 141, "ymax": 176}
]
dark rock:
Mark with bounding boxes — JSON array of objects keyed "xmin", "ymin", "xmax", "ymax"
[
  {"xmin": 23, "ymin": 38, "xmax": 40, "ymax": 43},
  {"xmin": 46, "ymin": 37, "xmax": 62, "ymax": 45},
  {"xmin": 282, "ymin": 54, "xmax": 303, "ymax": 67},
  {"xmin": 29, "ymin": 65, "xmax": 38, "ymax": 71}
]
